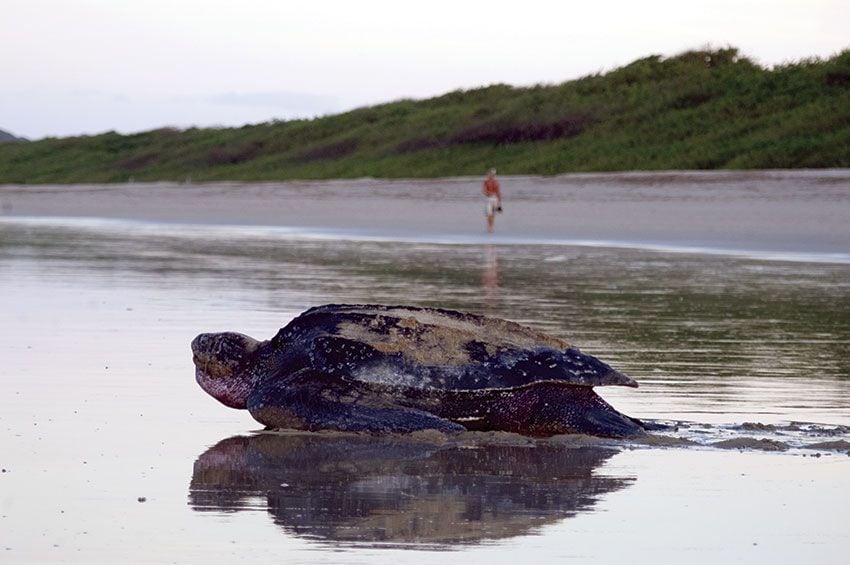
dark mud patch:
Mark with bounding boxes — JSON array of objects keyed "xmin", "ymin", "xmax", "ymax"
[
  {"xmin": 805, "ymin": 440, "xmax": 850, "ymax": 454},
  {"xmin": 710, "ymin": 438, "xmax": 790, "ymax": 451},
  {"xmin": 787, "ymin": 423, "xmax": 850, "ymax": 437},
  {"xmin": 647, "ymin": 420, "xmax": 850, "ymax": 452},
  {"xmin": 633, "ymin": 434, "xmax": 699, "ymax": 448},
  {"xmin": 739, "ymin": 422, "xmax": 777, "ymax": 432}
]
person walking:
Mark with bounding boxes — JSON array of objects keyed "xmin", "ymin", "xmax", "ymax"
[{"xmin": 482, "ymin": 168, "xmax": 502, "ymax": 233}]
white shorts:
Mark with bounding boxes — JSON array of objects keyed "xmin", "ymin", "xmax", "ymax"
[{"xmin": 485, "ymin": 196, "xmax": 500, "ymax": 216}]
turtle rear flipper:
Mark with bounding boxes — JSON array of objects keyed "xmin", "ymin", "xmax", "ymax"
[
  {"xmin": 441, "ymin": 382, "xmax": 645, "ymax": 438},
  {"xmin": 247, "ymin": 368, "xmax": 465, "ymax": 434}
]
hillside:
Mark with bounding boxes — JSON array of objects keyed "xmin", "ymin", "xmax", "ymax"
[
  {"xmin": 0, "ymin": 129, "xmax": 27, "ymax": 144},
  {"xmin": 1, "ymin": 47, "xmax": 848, "ymax": 183}
]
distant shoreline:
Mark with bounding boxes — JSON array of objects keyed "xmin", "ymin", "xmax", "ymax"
[
  {"xmin": 4, "ymin": 215, "xmax": 850, "ymax": 265},
  {"xmin": 2, "ymin": 170, "xmax": 849, "ymax": 259}
]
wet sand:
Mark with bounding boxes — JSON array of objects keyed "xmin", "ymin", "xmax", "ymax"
[
  {"xmin": 2, "ymin": 172, "xmax": 850, "ymax": 562},
  {"xmin": 2, "ymin": 169, "xmax": 849, "ymax": 256}
]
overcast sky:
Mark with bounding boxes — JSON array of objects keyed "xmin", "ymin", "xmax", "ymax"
[{"xmin": 2, "ymin": 0, "xmax": 847, "ymax": 139}]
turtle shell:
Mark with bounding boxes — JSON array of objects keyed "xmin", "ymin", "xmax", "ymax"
[{"xmin": 265, "ymin": 304, "xmax": 637, "ymax": 392}]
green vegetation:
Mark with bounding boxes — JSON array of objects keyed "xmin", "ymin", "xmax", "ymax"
[{"xmin": 1, "ymin": 47, "xmax": 848, "ymax": 183}]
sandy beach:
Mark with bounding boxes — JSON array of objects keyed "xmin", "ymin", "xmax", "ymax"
[
  {"xmin": 2, "ymin": 169, "xmax": 849, "ymax": 257},
  {"xmin": 2, "ymin": 170, "xmax": 850, "ymax": 563}
]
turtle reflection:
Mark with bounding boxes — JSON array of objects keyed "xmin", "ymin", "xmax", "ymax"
[{"xmin": 189, "ymin": 433, "xmax": 634, "ymax": 547}]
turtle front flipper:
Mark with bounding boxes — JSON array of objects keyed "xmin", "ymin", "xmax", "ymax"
[{"xmin": 246, "ymin": 368, "xmax": 465, "ymax": 434}]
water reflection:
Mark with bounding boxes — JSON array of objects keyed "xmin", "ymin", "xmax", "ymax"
[
  {"xmin": 188, "ymin": 433, "xmax": 633, "ymax": 548},
  {"xmin": 481, "ymin": 245, "xmax": 500, "ymax": 308}
]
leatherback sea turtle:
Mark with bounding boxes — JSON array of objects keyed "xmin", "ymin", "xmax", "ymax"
[{"xmin": 191, "ymin": 304, "xmax": 645, "ymax": 438}]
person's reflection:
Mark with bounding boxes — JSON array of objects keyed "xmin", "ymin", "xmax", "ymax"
[
  {"xmin": 189, "ymin": 433, "xmax": 634, "ymax": 548},
  {"xmin": 482, "ymin": 245, "xmax": 499, "ymax": 307}
]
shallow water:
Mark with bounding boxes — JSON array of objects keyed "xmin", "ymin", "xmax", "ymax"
[{"xmin": 1, "ymin": 217, "xmax": 849, "ymax": 563}]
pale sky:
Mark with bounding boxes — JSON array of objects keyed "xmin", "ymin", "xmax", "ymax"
[{"xmin": 2, "ymin": 0, "xmax": 847, "ymax": 139}]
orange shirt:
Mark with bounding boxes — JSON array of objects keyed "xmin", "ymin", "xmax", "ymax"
[{"xmin": 483, "ymin": 177, "xmax": 500, "ymax": 197}]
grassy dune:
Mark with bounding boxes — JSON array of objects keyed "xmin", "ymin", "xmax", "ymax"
[{"xmin": 1, "ymin": 47, "xmax": 848, "ymax": 183}]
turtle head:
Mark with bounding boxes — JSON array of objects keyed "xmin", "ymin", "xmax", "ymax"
[{"xmin": 191, "ymin": 332, "xmax": 263, "ymax": 409}]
